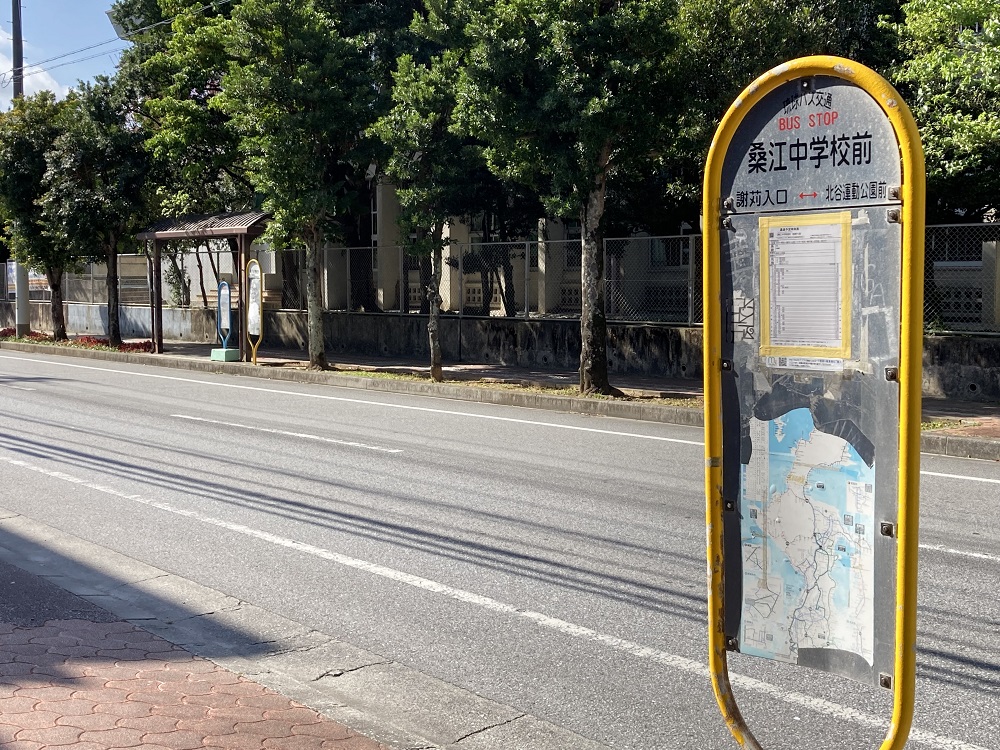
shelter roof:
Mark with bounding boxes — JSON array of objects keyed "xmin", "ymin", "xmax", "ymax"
[{"xmin": 137, "ymin": 211, "xmax": 270, "ymax": 241}]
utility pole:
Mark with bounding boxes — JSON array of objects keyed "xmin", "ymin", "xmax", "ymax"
[{"xmin": 11, "ymin": 0, "xmax": 30, "ymax": 336}]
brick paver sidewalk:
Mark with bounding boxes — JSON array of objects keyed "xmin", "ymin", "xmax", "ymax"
[{"xmin": 0, "ymin": 619, "xmax": 390, "ymax": 750}]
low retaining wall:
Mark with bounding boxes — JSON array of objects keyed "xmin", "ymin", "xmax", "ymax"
[
  {"xmin": 266, "ymin": 312, "xmax": 703, "ymax": 379},
  {"xmin": 259, "ymin": 311, "xmax": 703, "ymax": 379},
  {"xmin": 3, "ymin": 302, "xmax": 998, "ymax": 399},
  {"xmin": 0, "ymin": 301, "xmax": 217, "ymax": 342},
  {"xmin": 923, "ymin": 335, "xmax": 1000, "ymax": 401}
]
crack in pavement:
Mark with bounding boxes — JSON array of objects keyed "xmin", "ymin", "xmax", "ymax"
[
  {"xmin": 313, "ymin": 660, "xmax": 391, "ymax": 681},
  {"xmin": 452, "ymin": 713, "xmax": 527, "ymax": 744}
]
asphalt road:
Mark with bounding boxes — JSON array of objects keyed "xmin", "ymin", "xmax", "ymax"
[{"xmin": 0, "ymin": 350, "xmax": 997, "ymax": 750}]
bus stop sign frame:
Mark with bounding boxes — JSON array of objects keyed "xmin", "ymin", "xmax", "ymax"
[{"xmin": 703, "ymin": 57, "xmax": 924, "ymax": 749}]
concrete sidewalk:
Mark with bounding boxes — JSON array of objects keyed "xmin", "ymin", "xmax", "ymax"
[{"xmin": 0, "ymin": 560, "xmax": 389, "ymax": 750}]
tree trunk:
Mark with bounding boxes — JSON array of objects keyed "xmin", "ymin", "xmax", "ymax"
[
  {"xmin": 579, "ymin": 140, "xmax": 619, "ymax": 395},
  {"xmin": 501, "ymin": 254, "xmax": 516, "ymax": 317},
  {"xmin": 305, "ymin": 234, "xmax": 327, "ymax": 369},
  {"xmin": 46, "ymin": 267, "xmax": 67, "ymax": 341},
  {"xmin": 167, "ymin": 252, "xmax": 190, "ymax": 307},
  {"xmin": 208, "ymin": 246, "xmax": 220, "ymax": 288},
  {"xmin": 195, "ymin": 245, "xmax": 209, "ymax": 308},
  {"xmin": 427, "ymin": 225, "xmax": 444, "ymax": 382},
  {"xmin": 106, "ymin": 238, "xmax": 122, "ymax": 347}
]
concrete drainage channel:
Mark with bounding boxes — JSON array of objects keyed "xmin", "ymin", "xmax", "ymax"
[{"xmin": 0, "ymin": 510, "xmax": 607, "ymax": 750}]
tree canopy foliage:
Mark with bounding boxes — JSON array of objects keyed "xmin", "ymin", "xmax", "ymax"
[
  {"xmin": 0, "ymin": 93, "xmax": 73, "ymax": 339},
  {"xmin": 893, "ymin": 0, "xmax": 1000, "ymax": 221},
  {"xmin": 0, "ymin": 0, "xmax": 997, "ymax": 378},
  {"xmin": 40, "ymin": 78, "xmax": 151, "ymax": 345}
]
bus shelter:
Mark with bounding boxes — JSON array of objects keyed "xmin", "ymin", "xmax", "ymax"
[{"xmin": 137, "ymin": 211, "xmax": 270, "ymax": 359}]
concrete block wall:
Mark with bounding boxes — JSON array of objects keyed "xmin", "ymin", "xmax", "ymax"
[{"xmin": 923, "ymin": 335, "xmax": 1000, "ymax": 401}]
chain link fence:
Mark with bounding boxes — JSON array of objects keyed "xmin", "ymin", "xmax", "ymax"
[
  {"xmin": 2, "ymin": 235, "xmax": 702, "ymax": 326},
  {"xmin": 10, "ymin": 225, "xmax": 1000, "ymax": 334},
  {"xmin": 61, "ymin": 257, "xmax": 151, "ymax": 305},
  {"xmin": 327, "ymin": 237, "xmax": 700, "ymax": 323},
  {"xmin": 924, "ymin": 223, "xmax": 1000, "ymax": 333},
  {"xmin": 604, "ymin": 235, "xmax": 702, "ymax": 324}
]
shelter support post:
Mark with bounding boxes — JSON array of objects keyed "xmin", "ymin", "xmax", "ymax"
[
  {"xmin": 239, "ymin": 235, "xmax": 247, "ymax": 362},
  {"xmin": 152, "ymin": 240, "xmax": 164, "ymax": 354}
]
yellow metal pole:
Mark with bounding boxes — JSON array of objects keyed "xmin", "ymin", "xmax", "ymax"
[
  {"xmin": 703, "ymin": 56, "xmax": 923, "ymax": 750},
  {"xmin": 878, "ymin": 69, "xmax": 925, "ymax": 750},
  {"xmin": 703, "ymin": 101, "xmax": 763, "ymax": 749}
]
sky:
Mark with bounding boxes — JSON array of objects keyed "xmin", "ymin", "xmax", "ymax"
[{"xmin": 1, "ymin": 0, "xmax": 128, "ymax": 110}]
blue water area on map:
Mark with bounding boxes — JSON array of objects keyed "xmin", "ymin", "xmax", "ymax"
[
  {"xmin": 770, "ymin": 410, "xmax": 815, "ymax": 453},
  {"xmin": 768, "ymin": 409, "xmax": 817, "ymax": 497},
  {"xmin": 780, "ymin": 555, "xmax": 804, "ymax": 598}
]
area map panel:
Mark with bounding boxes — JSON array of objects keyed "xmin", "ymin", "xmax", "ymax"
[{"xmin": 740, "ymin": 408, "xmax": 875, "ymax": 668}]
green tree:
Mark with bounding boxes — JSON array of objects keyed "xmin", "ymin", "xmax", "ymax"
[
  {"xmin": 374, "ymin": 50, "xmax": 478, "ymax": 380},
  {"xmin": 664, "ymin": 0, "xmax": 904, "ymax": 228},
  {"xmin": 128, "ymin": 0, "xmax": 263, "ymax": 313},
  {"xmin": 135, "ymin": 0, "xmax": 253, "ymax": 216},
  {"xmin": 0, "ymin": 93, "xmax": 72, "ymax": 339},
  {"xmin": 893, "ymin": 0, "xmax": 1000, "ymax": 220},
  {"xmin": 450, "ymin": 0, "xmax": 682, "ymax": 394},
  {"xmin": 373, "ymin": 33, "xmax": 543, "ymax": 378},
  {"xmin": 39, "ymin": 79, "xmax": 151, "ymax": 347},
  {"xmin": 327, "ymin": 0, "xmax": 424, "ymax": 313},
  {"xmin": 213, "ymin": 0, "xmax": 377, "ymax": 369}
]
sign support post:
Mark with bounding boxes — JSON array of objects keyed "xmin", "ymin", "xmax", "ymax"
[{"xmin": 703, "ymin": 56, "xmax": 924, "ymax": 749}]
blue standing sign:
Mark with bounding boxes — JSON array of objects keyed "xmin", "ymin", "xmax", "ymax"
[{"xmin": 210, "ymin": 280, "xmax": 239, "ymax": 361}]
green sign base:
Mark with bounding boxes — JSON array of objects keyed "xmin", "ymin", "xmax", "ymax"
[{"xmin": 210, "ymin": 348, "xmax": 240, "ymax": 362}]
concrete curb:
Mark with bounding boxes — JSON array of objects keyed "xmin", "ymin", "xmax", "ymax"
[
  {"xmin": 0, "ymin": 340, "xmax": 705, "ymax": 428},
  {"xmin": 917, "ymin": 432, "xmax": 1000, "ymax": 461},
  {"xmin": 2, "ymin": 341, "xmax": 996, "ymax": 459}
]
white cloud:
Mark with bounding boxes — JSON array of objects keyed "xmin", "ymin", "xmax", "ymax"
[{"xmin": 0, "ymin": 52, "xmax": 71, "ymax": 111}]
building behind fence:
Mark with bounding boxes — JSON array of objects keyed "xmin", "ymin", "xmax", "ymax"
[{"xmin": 3, "ymin": 224, "xmax": 998, "ymax": 335}]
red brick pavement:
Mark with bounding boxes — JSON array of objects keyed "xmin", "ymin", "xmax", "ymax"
[{"xmin": 0, "ymin": 619, "xmax": 390, "ymax": 750}]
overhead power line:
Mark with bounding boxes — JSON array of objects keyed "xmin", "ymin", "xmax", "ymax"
[
  {"xmin": 22, "ymin": 48, "xmax": 130, "ymax": 79},
  {"xmin": 2, "ymin": 0, "xmax": 237, "ymax": 89}
]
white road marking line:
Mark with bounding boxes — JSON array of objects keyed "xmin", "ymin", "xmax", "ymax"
[
  {"xmin": 0, "ymin": 453, "xmax": 987, "ymax": 750},
  {"xmin": 7, "ymin": 355, "xmax": 1000, "ymax": 462},
  {"xmin": 171, "ymin": 414, "xmax": 402, "ymax": 453},
  {"xmin": 0, "ymin": 354, "xmax": 703, "ymax": 445},
  {"xmin": 1, "ymin": 384, "xmax": 36, "ymax": 391},
  {"xmin": 918, "ymin": 544, "xmax": 1000, "ymax": 564},
  {"xmin": 5, "ymin": 354, "xmax": 1000, "ymax": 564},
  {"xmin": 920, "ymin": 470, "xmax": 1000, "ymax": 485}
]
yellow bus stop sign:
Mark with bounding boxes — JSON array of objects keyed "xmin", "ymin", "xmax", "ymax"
[{"xmin": 703, "ymin": 56, "xmax": 924, "ymax": 749}]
